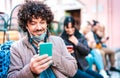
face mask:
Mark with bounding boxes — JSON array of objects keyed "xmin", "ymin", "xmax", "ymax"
[
  {"xmin": 26, "ymin": 26, "xmax": 47, "ymax": 43},
  {"xmin": 30, "ymin": 32, "xmax": 46, "ymax": 43}
]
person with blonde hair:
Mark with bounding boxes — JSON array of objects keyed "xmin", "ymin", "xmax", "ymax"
[
  {"xmin": 82, "ymin": 24, "xmax": 109, "ymax": 78},
  {"xmin": 92, "ymin": 20, "xmax": 120, "ymax": 75}
]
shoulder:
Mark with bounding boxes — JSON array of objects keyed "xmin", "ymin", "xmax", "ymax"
[
  {"xmin": 49, "ymin": 35, "xmax": 65, "ymax": 45},
  {"xmin": 11, "ymin": 40, "xmax": 22, "ymax": 48},
  {"xmin": 11, "ymin": 36, "xmax": 28, "ymax": 49},
  {"xmin": 49, "ymin": 35, "xmax": 63, "ymax": 42},
  {"xmin": 85, "ymin": 31, "xmax": 94, "ymax": 38}
]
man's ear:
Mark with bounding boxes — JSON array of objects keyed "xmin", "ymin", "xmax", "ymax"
[
  {"xmin": 26, "ymin": 26, "xmax": 29, "ymax": 30},
  {"xmin": 26, "ymin": 26, "xmax": 29, "ymax": 32},
  {"xmin": 26, "ymin": 26, "xmax": 28, "ymax": 29}
]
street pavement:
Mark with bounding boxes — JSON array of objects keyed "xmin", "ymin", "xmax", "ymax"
[{"xmin": 110, "ymin": 51, "xmax": 120, "ymax": 78}]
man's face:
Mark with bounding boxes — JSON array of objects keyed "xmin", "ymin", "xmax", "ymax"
[{"xmin": 26, "ymin": 18, "xmax": 47, "ymax": 36}]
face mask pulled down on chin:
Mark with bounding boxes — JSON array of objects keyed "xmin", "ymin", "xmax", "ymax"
[
  {"xmin": 30, "ymin": 32, "xmax": 46, "ymax": 43},
  {"xmin": 27, "ymin": 27, "xmax": 47, "ymax": 43}
]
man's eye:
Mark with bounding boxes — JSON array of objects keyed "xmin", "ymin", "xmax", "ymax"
[
  {"xmin": 40, "ymin": 21, "xmax": 46, "ymax": 24},
  {"xmin": 30, "ymin": 22, "xmax": 36, "ymax": 25}
]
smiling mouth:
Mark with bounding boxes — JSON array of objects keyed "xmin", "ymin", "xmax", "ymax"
[{"xmin": 34, "ymin": 29, "xmax": 44, "ymax": 32}]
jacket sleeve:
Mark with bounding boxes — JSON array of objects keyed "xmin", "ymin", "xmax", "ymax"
[
  {"xmin": 7, "ymin": 43, "xmax": 36, "ymax": 78},
  {"xmin": 51, "ymin": 37, "xmax": 77, "ymax": 77},
  {"xmin": 75, "ymin": 35, "xmax": 90, "ymax": 56}
]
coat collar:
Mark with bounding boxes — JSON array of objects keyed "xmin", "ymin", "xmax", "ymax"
[{"xmin": 22, "ymin": 35, "xmax": 37, "ymax": 55}]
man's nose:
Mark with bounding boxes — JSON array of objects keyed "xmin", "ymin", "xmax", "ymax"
[{"xmin": 36, "ymin": 23, "xmax": 42, "ymax": 29}]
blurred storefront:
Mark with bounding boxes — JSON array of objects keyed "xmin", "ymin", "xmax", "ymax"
[{"xmin": 0, "ymin": 0, "xmax": 120, "ymax": 48}]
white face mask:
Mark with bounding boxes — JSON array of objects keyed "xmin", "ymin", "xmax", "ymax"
[{"xmin": 30, "ymin": 32, "xmax": 46, "ymax": 43}]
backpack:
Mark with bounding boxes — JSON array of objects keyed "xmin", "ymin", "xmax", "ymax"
[{"xmin": 0, "ymin": 41, "xmax": 14, "ymax": 78}]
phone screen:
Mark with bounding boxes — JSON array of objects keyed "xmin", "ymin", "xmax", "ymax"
[{"xmin": 38, "ymin": 42, "xmax": 52, "ymax": 56}]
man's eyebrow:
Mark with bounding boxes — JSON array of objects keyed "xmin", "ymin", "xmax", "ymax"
[
  {"xmin": 41, "ymin": 19, "xmax": 46, "ymax": 21},
  {"xmin": 31, "ymin": 20, "xmax": 36, "ymax": 22},
  {"xmin": 28, "ymin": 20, "xmax": 36, "ymax": 23}
]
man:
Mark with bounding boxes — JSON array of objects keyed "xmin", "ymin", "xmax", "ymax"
[{"xmin": 7, "ymin": 1, "xmax": 77, "ymax": 78}]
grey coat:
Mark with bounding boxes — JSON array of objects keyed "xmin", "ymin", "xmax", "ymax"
[{"xmin": 7, "ymin": 35, "xmax": 77, "ymax": 78}]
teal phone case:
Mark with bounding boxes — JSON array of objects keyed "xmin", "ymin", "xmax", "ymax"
[{"xmin": 39, "ymin": 42, "xmax": 52, "ymax": 56}]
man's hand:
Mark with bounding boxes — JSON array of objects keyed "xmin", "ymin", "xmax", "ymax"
[{"xmin": 29, "ymin": 54, "xmax": 52, "ymax": 74}]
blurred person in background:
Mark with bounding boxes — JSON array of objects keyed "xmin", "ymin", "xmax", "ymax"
[
  {"xmin": 92, "ymin": 20, "xmax": 120, "ymax": 75},
  {"xmin": 82, "ymin": 24, "xmax": 109, "ymax": 78},
  {"xmin": 61, "ymin": 16, "xmax": 103, "ymax": 78}
]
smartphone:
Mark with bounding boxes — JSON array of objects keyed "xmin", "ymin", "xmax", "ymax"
[
  {"xmin": 106, "ymin": 37, "xmax": 109, "ymax": 40},
  {"xmin": 38, "ymin": 42, "xmax": 52, "ymax": 56},
  {"xmin": 66, "ymin": 45, "xmax": 73, "ymax": 49},
  {"xmin": 66, "ymin": 45, "xmax": 74, "ymax": 53}
]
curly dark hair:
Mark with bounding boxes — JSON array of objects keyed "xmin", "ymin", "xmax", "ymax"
[{"xmin": 18, "ymin": 1, "xmax": 54, "ymax": 32}]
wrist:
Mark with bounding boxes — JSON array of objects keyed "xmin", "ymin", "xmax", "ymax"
[{"xmin": 29, "ymin": 63, "xmax": 39, "ymax": 76}]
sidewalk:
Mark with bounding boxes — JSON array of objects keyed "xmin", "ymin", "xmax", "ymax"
[{"xmin": 110, "ymin": 51, "xmax": 120, "ymax": 78}]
